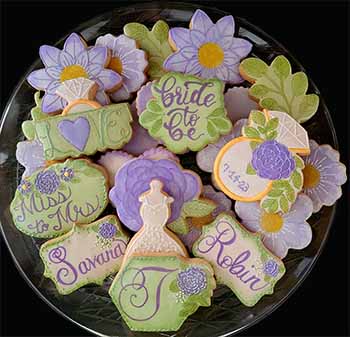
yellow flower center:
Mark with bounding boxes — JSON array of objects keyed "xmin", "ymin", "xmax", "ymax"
[
  {"xmin": 260, "ymin": 211, "xmax": 283, "ymax": 233},
  {"xmin": 303, "ymin": 164, "xmax": 320, "ymax": 188},
  {"xmin": 60, "ymin": 65, "xmax": 88, "ymax": 82},
  {"xmin": 198, "ymin": 42, "xmax": 224, "ymax": 68},
  {"xmin": 22, "ymin": 184, "xmax": 27, "ymax": 190},
  {"xmin": 64, "ymin": 172, "xmax": 70, "ymax": 177},
  {"xmin": 109, "ymin": 57, "xmax": 123, "ymax": 74}
]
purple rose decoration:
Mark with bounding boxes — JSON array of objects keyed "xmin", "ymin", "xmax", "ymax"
[
  {"xmin": 263, "ymin": 260, "xmax": 279, "ymax": 277},
  {"xmin": 60, "ymin": 167, "xmax": 74, "ymax": 182},
  {"xmin": 177, "ymin": 267, "xmax": 207, "ymax": 295},
  {"xmin": 109, "ymin": 158, "xmax": 201, "ymax": 232},
  {"xmin": 35, "ymin": 170, "xmax": 60, "ymax": 194},
  {"xmin": 252, "ymin": 140, "xmax": 295, "ymax": 180},
  {"xmin": 98, "ymin": 222, "xmax": 117, "ymax": 239}
]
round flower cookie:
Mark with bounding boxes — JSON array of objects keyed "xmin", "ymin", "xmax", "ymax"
[
  {"xmin": 235, "ymin": 194, "xmax": 313, "ymax": 258},
  {"xmin": 164, "ymin": 9, "xmax": 252, "ymax": 83},
  {"xmin": 302, "ymin": 140, "xmax": 347, "ymax": 213},
  {"xmin": 27, "ymin": 33, "xmax": 122, "ymax": 113},
  {"xmin": 95, "ymin": 34, "xmax": 148, "ymax": 101}
]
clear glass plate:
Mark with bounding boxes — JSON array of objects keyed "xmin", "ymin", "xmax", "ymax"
[{"xmin": 0, "ymin": 2, "xmax": 338, "ymax": 337}]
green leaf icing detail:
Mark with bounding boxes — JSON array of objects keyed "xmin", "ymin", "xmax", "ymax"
[
  {"xmin": 40, "ymin": 215, "xmax": 129, "ymax": 295},
  {"xmin": 192, "ymin": 213, "xmax": 285, "ymax": 307},
  {"xmin": 140, "ymin": 72, "xmax": 230, "ymax": 153},
  {"xmin": 260, "ymin": 154, "xmax": 304, "ymax": 213},
  {"xmin": 246, "ymin": 163, "xmax": 256, "ymax": 175},
  {"xmin": 109, "ymin": 255, "xmax": 215, "ymax": 331},
  {"xmin": 240, "ymin": 55, "xmax": 319, "ymax": 122},
  {"xmin": 10, "ymin": 159, "xmax": 109, "ymax": 238},
  {"xmin": 32, "ymin": 103, "xmax": 132, "ymax": 161},
  {"xmin": 124, "ymin": 20, "xmax": 173, "ymax": 79},
  {"xmin": 182, "ymin": 199, "xmax": 216, "ymax": 217}
]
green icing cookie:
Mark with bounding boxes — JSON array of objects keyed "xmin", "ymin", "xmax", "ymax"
[
  {"xmin": 40, "ymin": 215, "xmax": 129, "ymax": 295},
  {"xmin": 23, "ymin": 103, "xmax": 132, "ymax": 161},
  {"xmin": 139, "ymin": 72, "xmax": 231, "ymax": 153},
  {"xmin": 109, "ymin": 254, "xmax": 216, "ymax": 331},
  {"xmin": 239, "ymin": 55, "xmax": 319, "ymax": 123},
  {"xmin": 11, "ymin": 159, "xmax": 108, "ymax": 238},
  {"xmin": 124, "ymin": 20, "xmax": 173, "ymax": 80},
  {"xmin": 193, "ymin": 213, "xmax": 285, "ymax": 307}
]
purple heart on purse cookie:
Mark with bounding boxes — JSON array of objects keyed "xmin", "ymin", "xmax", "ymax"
[{"xmin": 57, "ymin": 117, "xmax": 90, "ymax": 151}]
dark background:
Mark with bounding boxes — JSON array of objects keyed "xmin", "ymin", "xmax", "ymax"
[{"xmin": 0, "ymin": 1, "xmax": 348, "ymax": 336}]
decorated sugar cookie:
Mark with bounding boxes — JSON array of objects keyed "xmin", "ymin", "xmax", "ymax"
[
  {"xmin": 240, "ymin": 55, "xmax": 319, "ymax": 123},
  {"xmin": 109, "ymin": 157, "xmax": 217, "ymax": 234},
  {"xmin": 122, "ymin": 180, "xmax": 188, "ymax": 261},
  {"xmin": 214, "ymin": 109, "xmax": 309, "ymax": 213},
  {"xmin": 40, "ymin": 215, "xmax": 129, "ymax": 295},
  {"xmin": 16, "ymin": 139, "xmax": 45, "ymax": 177},
  {"xmin": 98, "ymin": 147, "xmax": 178, "ymax": 187},
  {"xmin": 124, "ymin": 20, "xmax": 173, "ymax": 80},
  {"xmin": 121, "ymin": 101, "xmax": 160, "ymax": 155},
  {"xmin": 139, "ymin": 72, "xmax": 231, "ymax": 153},
  {"xmin": 23, "ymin": 103, "xmax": 132, "ymax": 161},
  {"xmin": 27, "ymin": 32, "xmax": 122, "ymax": 113},
  {"xmin": 193, "ymin": 213, "xmax": 285, "ymax": 306},
  {"xmin": 235, "ymin": 194, "xmax": 313, "ymax": 258},
  {"xmin": 197, "ymin": 118, "xmax": 247, "ymax": 173},
  {"xmin": 109, "ymin": 254, "xmax": 216, "ymax": 331},
  {"xmin": 224, "ymin": 87, "xmax": 259, "ymax": 123},
  {"xmin": 95, "ymin": 34, "xmax": 148, "ymax": 101},
  {"xmin": 164, "ymin": 9, "xmax": 252, "ymax": 83},
  {"xmin": 11, "ymin": 159, "xmax": 109, "ymax": 238},
  {"xmin": 136, "ymin": 81, "xmax": 155, "ymax": 115},
  {"xmin": 56, "ymin": 77, "xmax": 101, "ymax": 115},
  {"xmin": 302, "ymin": 140, "xmax": 347, "ymax": 213}
]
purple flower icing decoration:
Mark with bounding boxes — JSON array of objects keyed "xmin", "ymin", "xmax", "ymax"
[
  {"xmin": 35, "ymin": 170, "xmax": 60, "ymax": 194},
  {"xmin": 163, "ymin": 9, "xmax": 252, "ymax": 83},
  {"xmin": 302, "ymin": 139, "xmax": 347, "ymax": 213},
  {"xmin": 177, "ymin": 267, "xmax": 207, "ymax": 295},
  {"xmin": 17, "ymin": 180, "xmax": 32, "ymax": 195},
  {"xmin": 27, "ymin": 32, "xmax": 122, "ymax": 113},
  {"xmin": 60, "ymin": 167, "xmax": 74, "ymax": 181},
  {"xmin": 95, "ymin": 34, "xmax": 148, "ymax": 101},
  {"xmin": 109, "ymin": 158, "xmax": 201, "ymax": 232},
  {"xmin": 263, "ymin": 260, "xmax": 279, "ymax": 277},
  {"xmin": 98, "ymin": 222, "xmax": 117, "ymax": 239},
  {"xmin": 252, "ymin": 140, "xmax": 296, "ymax": 180}
]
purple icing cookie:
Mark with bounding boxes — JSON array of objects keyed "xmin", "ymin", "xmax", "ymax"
[
  {"xmin": 122, "ymin": 101, "xmax": 159, "ymax": 155},
  {"xmin": 139, "ymin": 147, "xmax": 179, "ymax": 162},
  {"xmin": 163, "ymin": 9, "xmax": 252, "ymax": 83},
  {"xmin": 136, "ymin": 81, "xmax": 155, "ymax": 116},
  {"xmin": 97, "ymin": 151, "xmax": 133, "ymax": 186},
  {"xmin": 27, "ymin": 33, "xmax": 122, "ymax": 113},
  {"xmin": 16, "ymin": 139, "xmax": 45, "ymax": 177},
  {"xmin": 224, "ymin": 87, "xmax": 259, "ymax": 123},
  {"xmin": 109, "ymin": 158, "xmax": 201, "ymax": 231}
]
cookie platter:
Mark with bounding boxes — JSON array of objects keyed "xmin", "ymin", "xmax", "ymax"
[{"xmin": 0, "ymin": 3, "xmax": 345, "ymax": 337}]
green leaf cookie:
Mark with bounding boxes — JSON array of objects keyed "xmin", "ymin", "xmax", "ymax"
[
  {"xmin": 240, "ymin": 55, "xmax": 319, "ymax": 123},
  {"xmin": 124, "ymin": 20, "xmax": 173, "ymax": 80}
]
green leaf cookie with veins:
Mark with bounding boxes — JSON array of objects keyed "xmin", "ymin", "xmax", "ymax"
[
  {"xmin": 124, "ymin": 20, "xmax": 173, "ymax": 80},
  {"xmin": 140, "ymin": 72, "xmax": 231, "ymax": 153},
  {"xmin": 239, "ymin": 55, "xmax": 319, "ymax": 123},
  {"xmin": 40, "ymin": 215, "xmax": 129, "ymax": 295},
  {"xmin": 10, "ymin": 159, "xmax": 109, "ymax": 238},
  {"xmin": 109, "ymin": 254, "xmax": 216, "ymax": 331}
]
